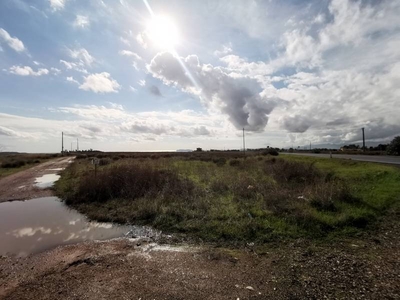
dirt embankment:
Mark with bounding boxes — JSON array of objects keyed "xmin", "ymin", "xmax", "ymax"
[{"xmin": 0, "ymin": 157, "xmax": 73, "ymax": 202}]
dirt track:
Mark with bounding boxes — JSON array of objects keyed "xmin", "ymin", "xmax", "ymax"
[{"xmin": 0, "ymin": 157, "xmax": 72, "ymax": 202}]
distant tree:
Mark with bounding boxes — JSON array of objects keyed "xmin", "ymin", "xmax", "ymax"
[
  {"xmin": 387, "ymin": 136, "xmax": 400, "ymax": 156},
  {"xmin": 377, "ymin": 144, "xmax": 388, "ymax": 151},
  {"xmin": 342, "ymin": 144, "xmax": 360, "ymax": 150}
]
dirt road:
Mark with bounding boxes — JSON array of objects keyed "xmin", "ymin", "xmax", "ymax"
[{"xmin": 0, "ymin": 157, "xmax": 72, "ymax": 202}]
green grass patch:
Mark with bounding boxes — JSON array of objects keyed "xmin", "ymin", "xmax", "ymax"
[{"xmin": 55, "ymin": 154, "xmax": 400, "ymax": 243}]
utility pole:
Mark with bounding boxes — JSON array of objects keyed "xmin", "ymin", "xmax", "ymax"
[
  {"xmin": 362, "ymin": 128, "xmax": 366, "ymax": 152},
  {"xmin": 242, "ymin": 128, "xmax": 246, "ymax": 158},
  {"xmin": 61, "ymin": 132, "xmax": 64, "ymax": 156}
]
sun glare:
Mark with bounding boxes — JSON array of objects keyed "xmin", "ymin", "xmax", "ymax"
[{"xmin": 146, "ymin": 15, "xmax": 180, "ymax": 50}]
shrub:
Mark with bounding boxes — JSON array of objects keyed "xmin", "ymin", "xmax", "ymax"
[
  {"xmin": 99, "ymin": 158, "xmax": 112, "ymax": 166},
  {"xmin": 66, "ymin": 164, "xmax": 194, "ymax": 204},
  {"xmin": 229, "ymin": 159, "xmax": 241, "ymax": 167},
  {"xmin": 265, "ymin": 159, "xmax": 322, "ymax": 185},
  {"xmin": 387, "ymin": 136, "xmax": 400, "ymax": 156},
  {"xmin": 1, "ymin": 160, "xmax": 26, "ymax": 168},
  {"xmin": 213, "ymin": 157, "xmax": 226, "ymax": 167},
  {"xmin": 261, "ymin": 149, "xmax": 279, "ymax": 156},
  {"xmin": 210, "ymin": 178, "xmax": 230, "ymax": 193}
]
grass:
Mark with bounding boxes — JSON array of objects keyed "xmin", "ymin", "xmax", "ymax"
[
  {"xmin": 0, "ymin": 153, "xmax": 59, "ymax": 178},
  {"xmin": 55, "ymin": 152, "xmax": 400, "ymax": 243}
]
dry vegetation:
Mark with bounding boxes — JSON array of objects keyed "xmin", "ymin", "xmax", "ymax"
[
  {"xmin": 0, "ymin": 153, "xmax": 60, "ymax": 177},
  {"xmin": 55, "ymin": 152, "xmax": 400, "ymax": 243}
]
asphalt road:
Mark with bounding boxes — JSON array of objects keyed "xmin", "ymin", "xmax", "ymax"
[{"xmin": 283, "ymin": 153, "xmax": 400, "ymax": 165}]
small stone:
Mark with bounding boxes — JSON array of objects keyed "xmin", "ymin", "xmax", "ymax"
[{"xmin": 245, "ymin": 286, "xmax": 254, "ymax": 291}]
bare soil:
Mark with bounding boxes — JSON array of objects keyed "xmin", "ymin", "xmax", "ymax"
[
  {"xmin": 0, "ymin": 215, "xmax": 399, "ymax": 300},
  {"xmin": 0, "ymin": 157, "xmax": 72, "ymax": 202}
]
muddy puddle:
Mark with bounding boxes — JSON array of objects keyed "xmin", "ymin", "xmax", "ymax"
[
  {"xmin": 0, "ymin": 197, "xmax": 133, "ymax": 257},
  {"xmin": 34, "ymin": 174, "xmax": 60, "ymax": 189}
]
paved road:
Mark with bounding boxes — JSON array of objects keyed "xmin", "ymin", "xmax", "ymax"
[{"xmin": 283, "ymin": 153, "xmax": 400, "ymax": 165}]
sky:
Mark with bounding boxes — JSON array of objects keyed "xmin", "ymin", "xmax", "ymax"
[{"xmin": 0, "ymin": 0, "xmax": 400, "ymax": 153}]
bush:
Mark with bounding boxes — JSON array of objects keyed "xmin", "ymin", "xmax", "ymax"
[
  {"xmin": 66, "ymin": 164, "xmax": 194, "ymax": 204},
  {"xmin": 99, "ymin": 158, "xmax": 112, "ymax": 166},
  {"xmin": 1, "ymin": 160, "xmax": 26, "ymax": 168},
  {"xmin": 387, "ymin": 136, "xmax": 400, "ymax": 156},
  {"xmin": 213, "ymin": 157, "xmax": 226, "ymax": 167},
  {"xmin": 229, "ymin": 159, "xmax": 241, "ymax": 167},
  {"xmin": 265, "ymin": 159, "xmax": 322, "ymax": 185},
  {"xmin": 261, "ymin": 149, "xmax": 279, "ymax": 156}
]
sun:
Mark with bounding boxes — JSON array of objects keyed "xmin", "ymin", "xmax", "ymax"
[{"xmin": 146, "ymin": 15, "xmax": 180, "ymax": 51}]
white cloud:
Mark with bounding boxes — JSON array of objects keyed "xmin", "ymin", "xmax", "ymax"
[
  {"xmin": 9, "ymin": 66, "xmax": 49, "ymax": 76},
  {"xmin": 138, "ymin": 80, "xmax": 146, "ymax": 86},
  {"xmin": 120, "ymin": 37, "xmax": 131, "ymax": 46},
  {"xmin": 0, "ymin": 105, "xmax": 239, "ymax": 152},
  {"xmin": 49, "ymin": 0, "xmax": 66, "ymax": 11},
  {"xmin": 136, "ymin": 32, "xmax": 147, "ymax": 49},
  {"xmin": 79, "ymin": 72, "xmax": 120, "ymax": 93},
  {"xmin": 202, "ymin": 0, "xmax": 400, "ymax": 146},
  {"xmin": 59, "ymin": 60, "xmax": 87, "ymax": 73},
  {"xmin": 69, "ymin": 48, "xmax": 94, "ymax": 66},
  {"xmin": 214, "ymin": 43, "xmax": 233, "ymax": 57},
  {"xmin": 129, "ymin": 86, "xmax": 137, "ymax": 92},
  {"xmin": 0, "ymin": 126, "xmax": 19, "ymax": 136},
  {"xmin": 0, "ymin": 125, "xmax": 36, "ymax": 139},
  {"xmin": 0, "ymin": 28, "xmax": 26, "ymax": 52},
  {"xmin": 73, "ymin": 15, "xmax": 90, "ymax": 28},
  {"xmin": 119, "ymin": 50, "xmax": 142, "ymax": 70},
  {"xmin": 119, "ymin": 50, "xmax": 142, "ymax": 61},
  {"xmin": 108, "ymin": 102, "xmax": 124, "ymax": 110},
  {"xmin": 51, "ymin": 67, "xmax": 61, "ymax": 75},
  {"xmin": 66, "ymin": 76, "xmax": 79, "ymax": 84}
]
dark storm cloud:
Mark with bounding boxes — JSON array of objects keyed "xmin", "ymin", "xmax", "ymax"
[
  {"xmin": 148, "ymin": 52, "xmax": 279, "ymax": 132},
  {"xmin": 148, "ymin": 85, "xmax": 162, "ymax": 97}
]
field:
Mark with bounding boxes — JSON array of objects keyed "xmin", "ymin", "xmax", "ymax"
[
  {"xmin": 55, "ymin": 151, "xmax": 400, "ymax": 243},
  {"xmin": 0, "ymin": 153, "xmax": 60, "ymax": 178}
]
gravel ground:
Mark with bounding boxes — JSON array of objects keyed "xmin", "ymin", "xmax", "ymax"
[{"xmin": 0, "ymin": 213, "xmax": 399, "ymax": 300}]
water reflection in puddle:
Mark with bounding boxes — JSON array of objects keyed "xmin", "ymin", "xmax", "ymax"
[
  {"xmin": 34, "ymin": 174, "xmax": 60, "ymax": 188},
  {"xmin": 0, "ymin": 197, "xmax": 131, "ymax": 257}
]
